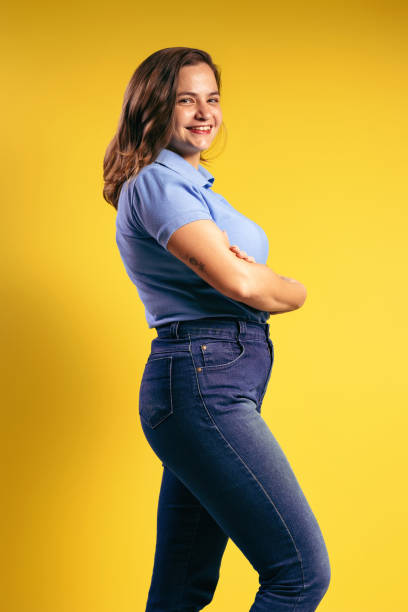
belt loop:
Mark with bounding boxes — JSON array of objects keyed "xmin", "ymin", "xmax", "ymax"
[
  {"xmin": 170, "ymin": 321, "xmax": 180, "ymax": 338},
  {"xmin": 238, "ymin": 320, "xmax": 246, "ymax": 338}
]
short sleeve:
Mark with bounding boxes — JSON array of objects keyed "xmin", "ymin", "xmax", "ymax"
[{"xmin": 132, "ymin": 166, "xmax": 213, "ymax": 251}]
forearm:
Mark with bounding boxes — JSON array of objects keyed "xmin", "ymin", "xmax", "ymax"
[{"xmin": 236, "ymin": 263, "xmax": 307, "ymax": 312}]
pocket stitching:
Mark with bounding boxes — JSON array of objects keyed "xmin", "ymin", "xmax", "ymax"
[
  {"xmin": 200, "ymin": 338, "xmax": 246, "ymax": 370},
  {"xmin": 257, "ymin": 338, "xmax": 274, "ymax": 406},
  {"xmin": 139, "ymin": 356, "xmax": 173, "ymax": 429}
]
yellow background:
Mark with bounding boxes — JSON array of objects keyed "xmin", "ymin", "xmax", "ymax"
[{"xmin": 2, "ymin": 1, "xmax": 407, "ymax": 610}]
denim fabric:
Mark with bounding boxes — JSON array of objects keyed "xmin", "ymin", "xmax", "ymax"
[{"xmin": 139, "ymin": 317, "xmax": 331, "ymax": 611}]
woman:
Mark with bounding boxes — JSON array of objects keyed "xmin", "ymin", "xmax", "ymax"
[{"xmin": 104, "ymin": 47, "xmax": 331, "ymax": 611}]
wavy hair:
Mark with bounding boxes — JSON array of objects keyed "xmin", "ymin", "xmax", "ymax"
[{"xmin": 103, "ymin": 47, "xmax": 226, "ymax": 210}]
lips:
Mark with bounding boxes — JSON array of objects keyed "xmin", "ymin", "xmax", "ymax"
[{"xmin": 186, "ymin": 126, "xmax": 212, "ymax": 134}]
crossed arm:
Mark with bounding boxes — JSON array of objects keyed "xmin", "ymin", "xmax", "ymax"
[
  {"xmin": 221, "ymin": 231, "xmax": 304, "ymax": 315},
  {"xmin": 167, "ymin": 221, "xmax": 307, "ymax": 315}
]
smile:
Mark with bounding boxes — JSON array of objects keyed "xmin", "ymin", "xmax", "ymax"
[{"xmin": 186, "ymin": 126, "xmax": 213, "ymax": 134}]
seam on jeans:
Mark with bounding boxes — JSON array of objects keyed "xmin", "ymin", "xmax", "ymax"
[
  {"xmin": 257, "ymin": 339, "xmax": 274, "ymax": 410},
  {"xmin": 188, "ymin": 336, "xmax": 305, "ymax": 608},
  {"xmin": 175, "ymin": 503, "xmax": 203, "ymax": 611}
]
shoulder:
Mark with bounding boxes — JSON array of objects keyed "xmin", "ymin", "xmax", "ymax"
[
  {"xmin": 133, "ymin": 162, "xmax": 200, "ymax": 198},
  {"xmin": 135, "ymin": 161, "xmax": 172, "ymax": 182}
]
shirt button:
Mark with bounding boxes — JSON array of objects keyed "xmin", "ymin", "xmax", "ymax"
[
  {"xmin": 197, "ymin": 367, "xmax": 202, "ymax": 372},
  {"xmin": 201, "ymin": 345, "xmax": 207, "ymax": 350}
]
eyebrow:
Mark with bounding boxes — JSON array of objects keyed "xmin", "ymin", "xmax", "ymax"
[{"xmin": 177, "ymin": 90, "xmax": 220, "ymax": 96}]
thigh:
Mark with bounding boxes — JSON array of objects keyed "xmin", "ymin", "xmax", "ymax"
[
  {"xmin": 139, "ymin": 336, "xmax": 329, "ymax": 584},
  {"xmin": 148, "ymin": 463, "xmax": 229, "ymax": 592}
]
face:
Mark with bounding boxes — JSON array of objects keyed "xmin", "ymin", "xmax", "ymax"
[{"xmin": 167, "ymin": 62, "xmax": 222, "ymax": 168}]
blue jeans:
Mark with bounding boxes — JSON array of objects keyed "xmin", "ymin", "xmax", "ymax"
[{"xmin": 139, "ymin": 317, "xmax": 331, "ymax": 611}]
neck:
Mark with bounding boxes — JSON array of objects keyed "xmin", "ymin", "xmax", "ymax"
[{"xmin": 166, "ymin": 146, "xmax": 201, "ymax": 170}]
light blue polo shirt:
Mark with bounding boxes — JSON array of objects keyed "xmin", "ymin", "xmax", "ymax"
[{"xmin": 115, "ymin": 147, "xmax": 271, "ymax": 329}]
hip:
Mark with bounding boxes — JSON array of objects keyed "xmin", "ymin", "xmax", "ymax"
[{"xmin": 139, "ymin": 318, "xmax": 275, "ymax": 431}]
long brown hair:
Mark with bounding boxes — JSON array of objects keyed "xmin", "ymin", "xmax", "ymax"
[{"xmin": 103, "ymin": 47, "xmax": 226, "ymax": 210}]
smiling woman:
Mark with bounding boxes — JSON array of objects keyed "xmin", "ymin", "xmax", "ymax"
[
  {"xmin": 167, "ymin": 61, "xmax": 223, "ymax": 168},
  {"xmin": 102, "ymin": 48, "xmax": 226, "ymax": 208},
  {"xmin": 103, "ymin": 47, "xmax": 330, "ymax": 612}
]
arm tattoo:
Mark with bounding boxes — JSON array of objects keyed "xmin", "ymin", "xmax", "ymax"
[{"xmin": 186, "ymin": 254, "xmax": 208, "ymax": 276}]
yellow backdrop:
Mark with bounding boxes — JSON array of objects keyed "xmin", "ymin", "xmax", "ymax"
[{"xmin": 2, "ymin": 1, "xmax": 407, "ymax": 610}]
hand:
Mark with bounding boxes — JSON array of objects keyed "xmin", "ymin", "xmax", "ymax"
[{"xmin": 222, "ymin": 230, "xmax": 256, "ymax": 263}]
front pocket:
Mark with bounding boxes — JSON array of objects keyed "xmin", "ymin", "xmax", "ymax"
[
  {"xmin": 139, "ymin": 356, "xmax": 173, "ymax": 429},
  {"xmin": 199, "ymin": 338, "xmax": 245, "ymax": 370},
  {"xmin": 257, "ymin": 337, "xmax": 274, "ymax": 408}
]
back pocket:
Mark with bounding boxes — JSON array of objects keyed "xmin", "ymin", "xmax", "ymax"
[{"xmin": 139, "ymin": 356, "xmax": 173, "ymax": 429}]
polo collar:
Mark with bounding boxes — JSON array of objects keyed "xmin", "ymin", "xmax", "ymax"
[{"xmin": 154, "ymin": 148, "xmax": 215, "ymax": 189}]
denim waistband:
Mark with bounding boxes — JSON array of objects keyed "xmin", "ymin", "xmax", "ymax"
[{"xmin": 155, "ymin": 317, "xmax": 271, "ymax": 341}]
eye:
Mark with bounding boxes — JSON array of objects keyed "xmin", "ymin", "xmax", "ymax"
[{"xmin": 178, "ymin": 97, "xmax": 220, "ymax": 104}]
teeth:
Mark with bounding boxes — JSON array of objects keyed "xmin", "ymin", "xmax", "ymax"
[{"xmin": 188, "ymin": 127, "xmax": 211, "ymax": 131}]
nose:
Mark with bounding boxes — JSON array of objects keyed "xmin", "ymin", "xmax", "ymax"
[{"xmin": 195, "ymin": 100, "xmax": 211, "ymax": 119}]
